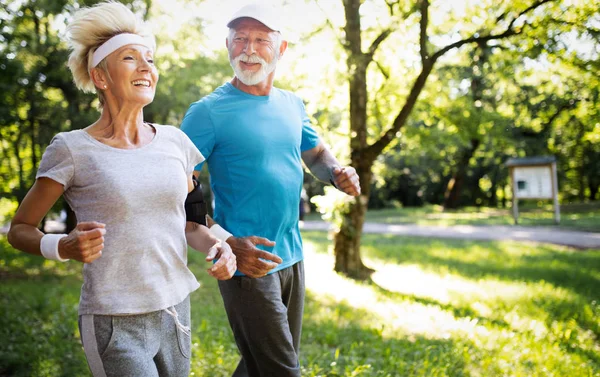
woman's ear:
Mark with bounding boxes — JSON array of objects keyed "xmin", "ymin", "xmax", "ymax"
[{"xmin": 90, "ymin": 67, "xmax": 108, "ymax": 91}]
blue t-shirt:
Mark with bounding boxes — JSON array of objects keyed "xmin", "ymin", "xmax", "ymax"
[{"xmin": 181, "ymin": 82, "xmax": 320, "ymax": 275}]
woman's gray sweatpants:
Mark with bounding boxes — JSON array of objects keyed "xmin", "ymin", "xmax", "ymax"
[
  {"xmin": 78, "ymin": 296, "xmax": 191, "ymax": 377},
  {"xmin": 218, "ymin": 261, "xmax": 305, "ymax": 377}
]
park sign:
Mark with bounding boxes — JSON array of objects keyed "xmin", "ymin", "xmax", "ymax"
[
  {"xmin": 513, "ymin": 166, "xmax": 553, "ymax": 199},
  {"xmin": 506, "ymin": 156, "xmax": 560, "ymax": 224}
]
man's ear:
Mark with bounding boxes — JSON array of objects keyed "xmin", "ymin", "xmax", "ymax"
[
  {"xmin": 90, "ymin": 67, "xmax": 108, "ymax": 90},
  {"xmin": 278, "ymin": 40, "xmax": 288, "ymax": 58}
]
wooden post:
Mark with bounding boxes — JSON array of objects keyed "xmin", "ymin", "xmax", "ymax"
[
  {"xmin": 510, "ymin": 166, "xmax": 519, "ymax": 224},
  {"xmin": 551, "ymin": 162, "xmax": 560, "ymax": 224}
]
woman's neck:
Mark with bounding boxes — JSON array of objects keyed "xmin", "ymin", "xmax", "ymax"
[{"xmin": 87, "ymin": 107, "xmax": 154, "ymax": 149}]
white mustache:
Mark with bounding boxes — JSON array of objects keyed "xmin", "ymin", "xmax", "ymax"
[{"xmin": 236, "ymin": 54, "xmax": 266, "ymax": 65}]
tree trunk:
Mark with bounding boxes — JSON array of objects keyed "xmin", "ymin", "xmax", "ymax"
[
  {"xmin": 333, "ymin": 0, "xmax": 373, "ymax": 278},
  {"xmin": 589, "ymin": 181, "xmax": 599, "ymax": 201},
  {"xmin": 13, "ymin": 137, "xmax": 26, "ymax": 204},
  {"xmin": 28, "ymin": 88, "xmax": 38, "ymax": 182},
  {"xmin": 443, "ymin": 138, "xmax": 480, "ymax": 209},
  {"xmin": 489, "ymin": 168, "xmax": 499, "ymax": 207},
  {"xmin": 576, "ymin": 120, "xmax": 585, "ymax": 201},
  {"xmin": 334, "ymin": 163, "xmax": 374, "ymax": 279}
]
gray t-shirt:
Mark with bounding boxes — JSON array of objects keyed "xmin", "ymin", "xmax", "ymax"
[{"xmin": 37, "ymin": 125, "xmax": 204, "ymax": 315}]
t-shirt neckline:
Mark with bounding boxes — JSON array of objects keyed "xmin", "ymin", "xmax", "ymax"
[
  {"xmin": 226, "ymin": 82, "xmax": 272, "ymax": 101},
  {"xmin": 80, "ymin": 124, "xmax": 160, "ymax": 152}
]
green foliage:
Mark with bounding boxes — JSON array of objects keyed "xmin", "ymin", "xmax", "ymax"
[
  {"xmin": 307, "ymin": 0, "xmax": 600, "ymax": 212},
  {"xmin": 375, "ymin": 23, "xmax": 600, "ymax": 207},
  {"xmin": 0, "ymin": 1, "xmax": 109, "ymax": 204},
  {"xmin": 0, "ymin": 198, "xmax": 17, "ymax": 226},
  {"xmin": 145, "ymin": 14, "xmax": 232, "ymax": 126},
  {"xmin": 2, "ymin": 0, "xmax": 599, "ymax": 218}
]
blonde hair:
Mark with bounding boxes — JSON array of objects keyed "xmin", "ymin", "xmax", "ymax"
[{"xmin": 66, "ymin": 1, "xmax": 155, "ymax": 105}]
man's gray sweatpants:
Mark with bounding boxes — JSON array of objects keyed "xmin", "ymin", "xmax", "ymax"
[
  {"xmin": 78, "ymin": 296, "xmax": 191, "ymax": 377},
  {"xmin": 218, "ymin": 261, "xmax": 305, "ymax": 377}
]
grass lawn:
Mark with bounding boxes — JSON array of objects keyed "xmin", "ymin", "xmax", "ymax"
[
  {"xmin": 305, "ymin": 202, "xmax": 600, "ymax": 232},
  {"xmin": 1, "ymin": 232, "xmax": 599, "ymax": 376}
]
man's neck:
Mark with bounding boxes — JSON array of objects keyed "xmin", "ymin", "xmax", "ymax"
[{"xmin": 231, "ymin": 74, "xmax": 275, "ymax": 96}]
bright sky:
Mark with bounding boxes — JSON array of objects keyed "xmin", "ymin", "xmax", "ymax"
[{"xmin": 153, "ymin": 0, "xmax": 334, "ymax": 49}]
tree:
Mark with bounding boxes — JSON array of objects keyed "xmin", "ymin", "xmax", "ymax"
[
  {"xmin": 0, "ymin": 1, "xmax": 75, "ymax": 206},
  {"xmin": 331, "ymin": 0, "xmax": 587, "ymax": 278}
]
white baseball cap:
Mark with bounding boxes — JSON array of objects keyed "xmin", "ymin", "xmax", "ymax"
[{"xmin": 226, "ymin": 3, "xmax": 282, "ymax": 33}]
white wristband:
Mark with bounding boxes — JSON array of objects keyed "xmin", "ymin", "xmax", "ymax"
[
  {"xmin": 209, "ymin": 224, "xmax": 233, "ymax": 243},
  {"xmin": 40, "ymin": 234, "xmax": 69, "ymax": 262}
]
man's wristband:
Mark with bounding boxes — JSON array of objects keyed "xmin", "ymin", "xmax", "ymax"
[
  {"xmin": 209, "ymin": 224, "xmax": 233, "ymax": 243},
  {"xmin": 40, "ymin": 234, "xmax": 69, "ymax": 262}
]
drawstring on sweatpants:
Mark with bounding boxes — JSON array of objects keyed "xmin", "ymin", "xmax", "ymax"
[{"xmin": 165, "ymin": 307, "xmax": 191, "ymax": 337}]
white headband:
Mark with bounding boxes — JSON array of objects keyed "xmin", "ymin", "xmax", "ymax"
[{"xmin": 91, "ymin": 33, "xmax": 150, "ymax": 67}]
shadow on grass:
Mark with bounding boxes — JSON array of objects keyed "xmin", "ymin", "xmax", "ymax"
[
  {"xmin": 360, "ymin": 235, "xmax": 600, "ymax": 369},
  {"xmin": 301, "ymin": 291, "xmax": 472, "ymax": 377},
  {"xmin": 365, "ymin": 280, "xmax": 511, "ymax": 329},
  {"xmin": 302, "ymin": 231, "xmax": 600, "ymax": 372},
  {"xmin": 363, "ymin": 235, "xmax": 600, "ymax": 301},
  {"xmin": 364, "ymin": 276, "xmax": 600, "ymax": 369}
]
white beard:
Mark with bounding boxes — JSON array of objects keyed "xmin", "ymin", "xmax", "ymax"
[{"xmin": 229, "ymin": 52, "xmax": 279, "ymax": 86}]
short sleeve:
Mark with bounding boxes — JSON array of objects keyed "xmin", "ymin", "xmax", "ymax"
[
  {"xmin": 180, "ymin": 101, "xmax": 216, "ymax": 172},
  {"xmin": 298, "ymin": 97, "xmax": 320, "ymax": 152},
  {"xmin": 36, "ymin": 134, "xmax": 75, "ymax": 190},
  {"xmin": 180, "ymin": 131, "xmax": 205, "ymax": 175}
]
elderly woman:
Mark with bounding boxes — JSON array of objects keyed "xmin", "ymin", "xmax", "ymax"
[{"xmin": 6, "ymin": 2, "xmax": 235, "ymax": 376}]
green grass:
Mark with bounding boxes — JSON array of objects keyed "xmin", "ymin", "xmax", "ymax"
[
  {"xmin": 1, "ymin": 233, "xmax": 600, "ymax": 376},
  {"xmin": 306, "ymin": 202, "xmax": 600, "ymax": 232}
]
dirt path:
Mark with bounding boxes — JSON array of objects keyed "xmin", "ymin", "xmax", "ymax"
[{"xmin": 300, "ymin": 221, "xmax": 600, "ymax": 249}]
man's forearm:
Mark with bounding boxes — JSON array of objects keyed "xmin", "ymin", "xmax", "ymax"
[
  {"xmin": 302, "ymin": 142, "xmax": 361, "ymax": 196},
  {"xmin": 303, "ymin": 145, "xmax": 340, "ymax": 183}
]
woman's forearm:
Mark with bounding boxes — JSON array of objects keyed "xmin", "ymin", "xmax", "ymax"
[
  {"xmin": 185, "ymin": 222, "xmax": 219, "ymax": 254},
  {"xmin": 7, "ymin": 223, "xmax": 44, "ymax": 256}
]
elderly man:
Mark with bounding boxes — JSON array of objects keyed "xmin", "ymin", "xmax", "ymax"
[{"xmin": 181, "ymin": 3, "xmax": 361, "ymax": 376}]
